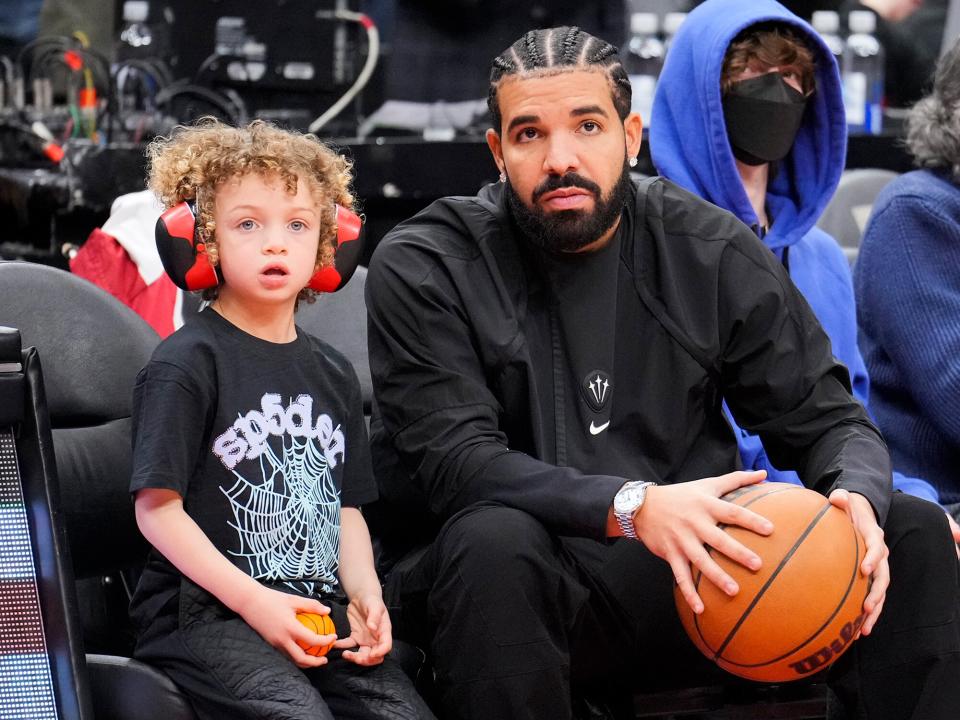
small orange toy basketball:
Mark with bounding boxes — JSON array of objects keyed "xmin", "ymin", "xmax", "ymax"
[
  {"xmin": 675, "ymin": 482, "xmax": 870, "ymax": 682},
  {"xmin": 295, "ymin": 612, "xmax": 336, "ymax": 657}
]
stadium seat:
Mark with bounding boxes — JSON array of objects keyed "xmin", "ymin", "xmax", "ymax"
[
  {"xmin": 297, "ymin": 265, "xmax": 372, "ymax": 416},
  {"xmin": 0, "ymin": 260, "xmax": 196, "ymax": 720},
  {"xmin": 817, "ymin": 169, "xmax": 899, "ymax": 267}
]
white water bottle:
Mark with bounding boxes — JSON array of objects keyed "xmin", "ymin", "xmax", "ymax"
[
  {"xmin": 843, "ymin": 10, "xmax": 885, "ymax": 134},
  {"xmin": 811, "ymin": 10, "xmax": 844, "ymax": 69},
  {"xmin": 622, "ymin": 13, "xmax": 664, "ymax": 126},
  {"xmin": 117, "ymin": 1, "xmax": 153, "ymax": 57}
]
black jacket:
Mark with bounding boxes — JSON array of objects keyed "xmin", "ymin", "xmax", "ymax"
[{"xmin": 366, "ymin": 178, "xmax": 892, "ymax": 551}]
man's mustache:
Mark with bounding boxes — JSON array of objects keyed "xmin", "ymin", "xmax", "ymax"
[{"xmin": 532, "ymin": 173, "xmax": 602, "ymax": 203}]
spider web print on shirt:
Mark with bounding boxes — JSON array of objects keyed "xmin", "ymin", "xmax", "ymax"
[{"xmin": 221, "ymin": 430, "xmax": 341, "ymax": 595}]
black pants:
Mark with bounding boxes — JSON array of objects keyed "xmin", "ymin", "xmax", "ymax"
[
  {"xmin": 134, "ymin": 580, "xmax": 436, "ymax": 720},
  {"xmin": 387, "ymin": 494, "xmax": 960, "ymax": 720}
]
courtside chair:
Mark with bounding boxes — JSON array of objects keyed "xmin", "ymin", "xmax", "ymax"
[
  {"xmin": 816, "ymin": 169, "xmax": 899, "ymax": 267},
  {"xmin": 0, "ymin": 260, "xmax": 198, "ymax": 720}
]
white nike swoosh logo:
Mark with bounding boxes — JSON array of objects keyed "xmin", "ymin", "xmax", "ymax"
[{"xmin": 589, "ymin": 420, "xmax": 610, "ymax": 436}]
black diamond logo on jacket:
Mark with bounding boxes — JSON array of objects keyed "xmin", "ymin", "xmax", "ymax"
[{"xmin": 581, "ymin": 370, "xmax": 612, "ymax": 412}]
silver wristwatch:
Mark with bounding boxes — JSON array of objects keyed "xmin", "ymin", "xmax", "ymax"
[{"xmin": 613, "ymin": 481, "xmax": 656, "ymax": 539}]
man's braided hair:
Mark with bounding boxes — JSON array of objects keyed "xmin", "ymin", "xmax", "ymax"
[{"xmin": 487, "ymin": 26, "xmax": 632, "ymax": 134}]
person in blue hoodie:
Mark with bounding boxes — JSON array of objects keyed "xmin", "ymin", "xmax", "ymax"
[{"xmin": 649, "ymin": 0, "xmax": 951, "ymax": 518}]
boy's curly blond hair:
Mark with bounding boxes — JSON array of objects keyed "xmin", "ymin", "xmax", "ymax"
[{"xmin": 147, "ymin": 117, "xmax": 355, "ymax": 303}]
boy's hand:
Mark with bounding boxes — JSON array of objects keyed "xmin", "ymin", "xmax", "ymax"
[
  {"xmin": 238, "ymin": 585, "xmax": 336, "ymax": 669},
  {"xmin": 333, "ymin": 592, "xmax": 392, "ymax": 666}
]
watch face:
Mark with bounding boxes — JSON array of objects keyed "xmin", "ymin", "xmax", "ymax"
[{"xmin": 614, "ymin": 485, "xmax": 644, "ymax": 514}]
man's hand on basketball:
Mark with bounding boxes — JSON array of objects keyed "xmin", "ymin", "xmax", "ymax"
[
  {"xmin": 335, "ymin": 592, "xmax": 392, "ymax": 666},
  {"xmin": 828, "ymin": 489, "xmax": 889, "ymax": 637},
  {"xmin": 635, "ymin": 470, "xmax": 773, "ymax": 615}
]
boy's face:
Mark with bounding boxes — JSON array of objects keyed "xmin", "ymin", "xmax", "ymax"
[{"xmin": 213, "ymin": 173, "xmax": 321, "ymax": 309}]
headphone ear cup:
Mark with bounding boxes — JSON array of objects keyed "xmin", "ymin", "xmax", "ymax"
[
  {"xmin": 155, "ymin": 200, "xmax": 220, "ymax": 291},
  {"xmin": 308, "ymin": 205, "xmax": 363, "ymax": 293}
]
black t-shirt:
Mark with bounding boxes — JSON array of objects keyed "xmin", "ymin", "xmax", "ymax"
[
  {"xmin": 528, "ymin": 227, "xmax": 620, "ymax": 472},
  {"xmin": 526, "ymin": 211, "xmax": 714, "ymax": 484},
  {"xmin": 130, "ymin": 308, "xmax": 377, "ymax": 615},
  {"xmin": 523, "ymin": 205, "xmax": 742, "ymax": 492}
]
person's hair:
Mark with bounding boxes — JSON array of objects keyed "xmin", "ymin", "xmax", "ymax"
[
  {"xmin": 487, "ymin": 26, "xmax": 632, "ymax": 135},
  {"xmin": 906, "ymin": 37, "xmax": 960, "ymax": 180},
  {"xmin": 147, "ymin": 117, "xmax": 355, "ymax": 302},
  {"xmin": 721, "ymin": 23, "xmax": 816, "ymax": 96}
]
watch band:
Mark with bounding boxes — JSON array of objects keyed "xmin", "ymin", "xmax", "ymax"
[{"xmin": 615, "ymin": 509, "xmax": 639, "ymax": 539}]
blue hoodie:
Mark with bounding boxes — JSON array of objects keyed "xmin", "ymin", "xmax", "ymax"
[{"xmin": 649, "ymin": 0, "xmax": 937, "ymax": 502}]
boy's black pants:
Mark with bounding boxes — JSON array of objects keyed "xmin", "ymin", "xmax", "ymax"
[
  {"xmin": 134, "ymin": 585, "xmax": 435, "ymax": 720},
  {"xmin": 388, "ymin": 493, "xmax": 960, "ymax": 720}
]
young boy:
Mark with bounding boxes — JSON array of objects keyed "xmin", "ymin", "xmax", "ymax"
[{"xmin": 128, "ymin": 119, "xmax": 435, "ymax": 720}]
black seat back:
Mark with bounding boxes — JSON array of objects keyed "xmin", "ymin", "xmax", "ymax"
[
  {"xmin": 297, "ymin": 265, "xmax": 371, "ymax": 413},
  {"xmin": 0, "ymin": 261, "xmax": 160, "ymax": 654}
]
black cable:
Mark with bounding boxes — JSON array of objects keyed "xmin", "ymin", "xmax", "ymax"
[
  {"xmin": 0, "ymin": 56, "xmax": 16, "ymax": 85},
  {"xmin": 0, "ymin": 119, "xmax": 37, "ymax": 134},
  {"xmin": 194, "ymin": 52, "xmax": 226, "ymax": 81},
  {"xmin": 73, "ymin": 46, "xmax": 112, "ymax": 91},
  {"xmin": 191, "ymin": 54, "xmax": 251, "ymax": 123},
  {"xmin": 29, "ymin": 44, "xmax": 111, "ymax": 97},
  {"xmin": 218, "ymin": 86, "xmax": 249, "ymax": 125},
  {"xmin": 115, "ymin": 59, "xmax": 169, "ymax": 89},
  {"xmin": 29, "ymin": 46, "xmax": 118, "ymax": 142},
  {"xmin": 16, "ymin": 36, "xmax": 69, "ymax": 73},
  {"xmin": 141, "ymin": 57, "xmax": 175, "ymax": 86},
  {"xmin": 0, "ymin": 119, "xmax": 62, "ymax": 162},
  {"xmin": 115, "ymin": 67, "xmax": 157, "ymax": 114},
  {"xmin": 154, "ymin": 82, "xmax": 242, "ymax": 124}
]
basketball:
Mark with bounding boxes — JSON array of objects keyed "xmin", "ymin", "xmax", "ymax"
[
  {"xmin": 675, "ymin": 482, "xmax": 870, "ymax": 683},
  {"xmin": 295, "ymin": 612, "xmax": 337, "ymax": 657}
]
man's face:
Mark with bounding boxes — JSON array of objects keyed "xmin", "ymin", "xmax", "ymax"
[{"xmin": 486, "ymin": 69, "xmax": 642, "ymax": 252}]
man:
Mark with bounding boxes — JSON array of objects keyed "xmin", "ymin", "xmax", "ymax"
[
  {"xmin": 650, "ymin": 0, "xmax": 950, "ymax": 514},
  {"xmin": 366, "ymin": 25, "xmax": 960, "ymax": 720}
]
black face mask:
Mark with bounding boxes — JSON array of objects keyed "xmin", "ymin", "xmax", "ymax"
[{"xmin": 723, "ymin": 72, "xmax": 809, "ymax": 166}]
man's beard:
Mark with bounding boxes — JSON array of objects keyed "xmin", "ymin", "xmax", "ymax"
[{"xmin": 505, "ymin": 162, "xmax": 633, "ymax": 253}]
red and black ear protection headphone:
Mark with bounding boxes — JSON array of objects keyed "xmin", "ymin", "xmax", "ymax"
[{"xmin": 155, "ymin": 199, "xmax": 363, "ymax": 293}]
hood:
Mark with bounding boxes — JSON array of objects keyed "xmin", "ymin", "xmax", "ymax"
[{"xmin": 649, "ymin": 0, "xmax": 846, "ymax": 250}]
